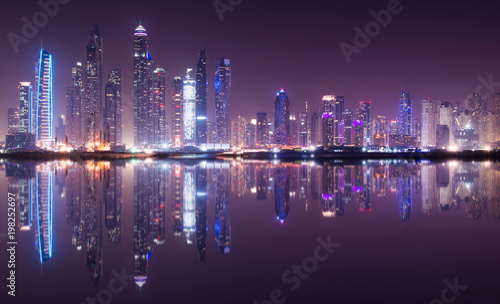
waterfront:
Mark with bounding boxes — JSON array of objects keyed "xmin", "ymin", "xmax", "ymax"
[{"xmin": 0, "ymin": 159, "xmax": 499, "ymax": 303}]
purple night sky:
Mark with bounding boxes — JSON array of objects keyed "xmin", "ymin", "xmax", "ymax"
[{"xmin": 1, "ymin": 0, "xmax": 499, "ymax": 145}]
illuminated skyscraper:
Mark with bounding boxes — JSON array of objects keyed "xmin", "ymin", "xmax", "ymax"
[
  {"xmin": 256, "ymin": 112, "xmax": 268, "ymax": 147},
  {"xmin": 335, "ymin": 96, "xmax": 345, "ymax": 145},
  {"xmin": 172, "ymin": 163, "xmax": 183, "ymax": 236},
  {"xmin": 66, "ymin": 63, "xmax": 83, "ymax": 146},
  {"xmin": 275, "ymin": 90, "xmax": 290, "ymax": 146},
  {"xmin": 133, "ymin": 22, "xmax": 151, "ymax": 147},
  {"xmin": 184, "ymin": 69, "xmax": 196, "ymax": 146},
  {"xmin": 83, "ymin": 24, "xmax": 103, "ymax": 146},
  {"xmin": 183, "ymin": 165, "xmax": 196, "ymax": 243},
  {"xmin": 299, "ymin": 112, "xmax": 308, "ymax": 147},
  {"xmin": 195, "ymin": 48, "xmax": 208, "ymax": 146},
  {"xmin": 8, "ymin": 107, "xmax": 20, "ymax": 135},
  {"xmin": 19, "ymin": 82, "xmax": 32, "ymax": 134},
  {"xmin": 35, "ymin": 163, "xmax": 53, "ymax": 263},
  {"xmin": 359, "ymin": 101, "xmax": 371, "ymax": 146},
  {"xmin": 215, "ymin": 58, "xmax": 231, "ymax": 145},
  {"xmin": 421, "ymin": 98, "xmax": 437, "ymax": 148},
  {"xmin": 35, "ymin": 49, "xmax": 53, "ymax": 148},
  {"xmin": 343, "ymin": 109, "xmax": 354, "ymax": 146},
  {"xmin": 311, "ymin": 112, "xmax": 320, "ymax": 146},
  {"xmin": 397, "ymin": 90, "xmax": 413, "ymax": 136},
  {"xmin": 152, "ymin": 68, "xmax": 167, "ymax": 146},
  {"xmin": 195, "ymin": 164, "xmax": 208, "ymax": 263},
  {"xmin": 104, "ymin": 69, "xmax": 123, "ymax": 146},
  {"xmin": 171, "ymin": 77, "xmax": 184, "ymax": 148},
  {"xmin": 493, "ymin": 93, "xmax": 500, "ymax": 142},
  {"xmin": 321, "ymin": 95, "xmax": 335, "ymax": 148}
]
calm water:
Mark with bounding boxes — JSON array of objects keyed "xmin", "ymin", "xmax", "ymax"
[{"xmin": 0, "ymin": 159, "xmax": 499, "ymax": 304}]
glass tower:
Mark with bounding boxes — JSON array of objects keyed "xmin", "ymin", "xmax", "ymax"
[
  {"xmin": 275, "ymin": 90, "xmax": 290, "ymax": 146},
  {"xmin": 215, "ymin": 58, "xmax": 231, "ymax": 145},
  {"xmin": 195, "ymin": 48, "xmax": 208, "ymax": 146},
  {"xmin": 183, "ymin": 69, "xmax": 196, "ymax": 146},
  {"xmin": 35, "ymin": 49, "xmax": 53, "ymax": 148}
]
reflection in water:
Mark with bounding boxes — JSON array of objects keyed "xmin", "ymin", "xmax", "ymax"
[{"xmin": 2, "ymin": 159, "xmax": 500, "ymax": 289}]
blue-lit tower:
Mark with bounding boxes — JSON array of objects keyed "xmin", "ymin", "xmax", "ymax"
[
  {"xmin": 398, "ymin": 90, "xmax": 413, "ymax": 136},
  {"xmin": 275, "ymin": 90, "xmax": 290, "ymax": 146},
  {"xmin": 35, "ymin": 49, "xmax": 53, "ymax": 148},
  {"xmin": 215, "ymin": 58, "xmax": 231, "ymax": 145},
  {"xmin": 195, "ymin": 48, "xmax": 208, "ymax": 146}
]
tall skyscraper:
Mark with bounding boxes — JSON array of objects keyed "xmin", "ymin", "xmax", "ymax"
[
  {"xmin": 83, "ymin": 24, "xmax": 103, "ymax": 146},
  {"xmin": 256, "ymin": 112, "xmax": 268, "ymax": 147},
  {"xmin": 106, "ymin": 69, "xmax": 123, "ymax": 146},
  {"xmin": 421, "ymin": 99, "xmax": 437, "ymax": 148},
  {"xmin": 335, "ymin": 96, "xmax": 345, "ymax": 145},
  {"xmin": 359, "ymin": 101, "xmax": 371, "ymax": 146},
  {"xmin": 275, "ymin": 90, "xmax": 290, "ymax": 146},
  {"xmin": 184, "ymin": 69, "xmax": 196, "ymax": 146},
  {"xmin": 322, "ymin": 95, "xmax": 335, "ymax": 148},
  {"xmin": 215, "ymin": 58, "xmax": 231, "ymax": 145},
  {"xmin": 8, "ymin": 107, "xmax": 20, "ymax": 135},
  {"xmin": 437, "ymin": 101, "xmax": 453, "ymax": 147},
  {"xmin": 133, "ymin": 23, "xmax": 150, "ymax": 147},
  {"xmin": 195, "ymin": 48, "xmax": 208, "ymax": 146},
  {"xmin": 310, "ymin": 112, "xmax": 320, "ymax": 146},
  {"xmin": 343, "ymin": 109, "xmax": 354, "ymax": 146},
  {"xmin": 35, "ymin": 49, "xmax": 53, "ymax": 148},
  {"xmin": 19, "ymin": 82, "xmax": 32, "ymax": 134},
  {"xmin": 104, "ymin": 69, "xmax": 122, "ymax": 147},
  {"xmin": 66, "ymin": 63, "xmax": 83, "ymax": 147},
  {"xmin": 152, "ymin": 68, "xmax": 166, "ymax": 146},
  {"xmin": 397, "ymin": 90, "xmax": 413, "ymax": 136},
  {"xmin": 299, "ymin": 112, "xmax": 308, "ymax": 147},
  {"xmin": 171, "ymin": 77, "xmax": 184, "ymax": 148},
  {"xmin": 493, "ymin": 93, "xmax": 500, "ymax": 142}
]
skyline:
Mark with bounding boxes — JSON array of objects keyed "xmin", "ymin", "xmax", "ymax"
[{"xmin": 2, "ymin": 1, "xmax": 500, "ymax": 145}]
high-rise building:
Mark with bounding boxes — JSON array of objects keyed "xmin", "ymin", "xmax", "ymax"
[
  {"xmin": 184, "ymin": 69, "xmax": 196, "ymax": 146},
  {"xmin": 35, "ymin": 49, "xmax": 53, "ymax": 148},
  {"xmin": 55, "ymin": 115, "xmax": 65, "ymax": 144},
  {"xmin": 359, "ymin": 101, "xmax": 372, "ymax": 146},
  {"xmin": 477, "ymin": 111, "xmax": 496, "ymax": 146},
  {"xmin": 373, "ymin": 115, "xmax": 387, "ymax": 147},
  {"xmin": 8, "ymin": 107, "xmax": 20, "ymax": 135},
  {"xmin": 231, "ymin": 116, "xmax": 247, "ymax": 148},
  {"xmin": 436, "ymin": 125, "xmax": 450, "ymax": 148},
  {"xmin": 289, "ymin": 115, "xmax": 298, "ymax": 145},
  {"xmin": 421, "ymin": 99, "xmax": 438, "ymax": 148},
  {"xmin": 275, "ymin": 90, "xmax": 290, "ymax": 146},
  {"xmin": 256, "ymin": 112, "xmax": 268, "ymax": 147},
  {"xmin": 437, "ymin": 101, "xmax": 453, "ymax": 146},
  {"xmin": 195, "ymin": 48, "xmax": 208, "ymax": 146},
  {"xmin": 171, "ymin": 77, "xmax": 184, "ymax": 148},
  {"xmin": 343, "ymin": 109, "xmax": 354, "ymax": 146},
  {"xmin": 215, "ymin": 58, "xmax": 231, "ymax": 145},
  {"xmin": 105, "ymin": 69, "xmax": 123, "ymax": 147},
  {"xmin": 335, "ymin": 96, "xmax": 345, "ymax": 145},
  {"xmin": 66, "ymin": 63, "xmax": 83, "ymax": 147},
  {"xmin": 398, "ymin": 90, "xmax": 413, "ymax": 136},
  {"xmin": 215, "ymin": 168, "xmax": 231, "ymax": 254},
  {"xmin": 152, "ymin": 68, "xmax": 166, "ymax": 146},
  {"xmin": 19, "ymin": 82, "xmax": 32, "ymax": 134},
  {"xmin": 83, "ymin": 24, "xmax": 103, "ymax": 146},
  {"xmin": 492, "ymin": 93, "xmax": 500, "ymax": 142},
  {"xmin": 299, "ymin": 112, "xmax": 308, "ymax": 147},
  {"xmin": 133, "ymin": 23, "xmax": 151, "ymax": 147},
  {"xmin": 352, "ymin": 120, "xmax": 364, "ymax": 147},
  {"xmin": 322, "ymin": 96, "xmax": 335, "ymax": 148},
  {"xmin": 310, "ymin": 112, "xmax": 320, "ymax": 146}
]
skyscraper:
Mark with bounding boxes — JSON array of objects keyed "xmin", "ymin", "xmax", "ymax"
[
  {"xmin": 322, "ymin": 95, "xmax": 335, "ymax": 148},
  {"xmin": 133, "ymin": 22, "xmax": 150, "ymax": 147},
  {"xmin": 184, "ymin": 69, "xmax": 196, "ymax": 146},
  {"xmin": 171, "ymin": 77, "xmax": 184, "ymax": 148},
  {"xmin": 83, "ymin": 24, "xmax": 103, "ymax": 146},
  {"xmin": 421, "ymin": 99, "xmax": 437, "ymax": 148},
  {"xmin": 8, "ymin": 107, "xmax": 20, "ymax": 135},
  {"xmin": 66, "ymin": 63, "xmax": 83, "ymax": 147},
  {"xmin": 343, "ymin": 109, "xmax": 354, "ymax": 146},
  {"xmin": 359, "ymin": 101, "xmax": 371, "ymax": 146},
  {"xmin": 195, "ymin": 48, "xmax": 208, "ymax": 146},
  {"xmin": 397, "ymin": 90, "xmax": 413, "ymax": 136},
  {"xmin": 215, "ymin": 58, "xmax": 231, "ymax": 145},
  {"xmin": 275, "ymin": 90, "xmax": 290, "ymax": 146},
  {"xmin": 310, "ymin": 112, "xmax": 320, "ymax": 146},
  {"xmin": 152, "ymin": 68, "xmax": 166, "ymax": 146},
  {"xmin": 256, "ymin": 112, "xmax": 268, "ymax": 147},
  {"xmin": 35, "ymin": 49, "xmax": 53, "ymax": 148},
  {"xmin": 19, "ymin": 82, "xmax": 31, "ymax": 134},
  {"xmin": 335, "ymin": 96, "xmax": 345, "ymax": 145},
  {"xmin": 105, "ymin": 69, "xmax": 123, "ymax": 146},
  {"xmin": 493, "ymin": 93, "xmax": 500, "ymax": 142},
  {"xmin": 299, "ymin": 112, "xmax": 308, "ymax": 147}
]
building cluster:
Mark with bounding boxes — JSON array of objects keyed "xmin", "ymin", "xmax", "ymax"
[{"xmin": 5, "ymin": 23, "xmax": 500, "ymax": 152}]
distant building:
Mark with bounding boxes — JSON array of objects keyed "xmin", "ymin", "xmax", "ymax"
[
  {"xmin": 55, "ymin": 115, "xmax": 66, "ymax": 144},
  {"xmin": 436, "ymin": 125, "xmax": 450, "ymax": 148},
  {"xmin": 397, "ymin": 90, "xmax": 413, "ymax": 136},
  {"xmin": 8, "ymin": 107, "xmax": 20, "ymax": 135},
  {"xmin": 66, "ymin": 63, "xmax": 83, "ymax": 147},
  {"xmin": 359, "ymin": 101, "xmax": 372, "ymax": 146},
  {"xmin": 6, "ymin": 133, "xmax": 36, "ymax": 150},
  {"xmin": 321, "ymin": 96, "xmax": 335, "ymax": 148},
  {"xmin": 310, "ymin": 112, "xmax": 320, "ymax": 146},
  {"xmin": 421, "ymin": 99, "xmax": 437, "ymax": 148},
  {"xmin": 184, "ymin": 69, "xmax": 196, "ymax": 146},
  {"xmin": 352, "ymin": 120, "xmax": 364, "ymax": 147},
  {"xmin": 256, "ymin": 112, "xmax": 268, "ymax": 147},
  {"xmin": 299, "ymin": 112, "xmax": 308, "ymax": 147},
  {"xmin": 343, "ymin": 109, "xmax": 354, "ymax": 146},
  {"xmin": 335, "ymin": 97, "xmax": 345, "ymax": 145},
  {"xmin": 171, "ymin": 77, "xmax": 184, "ymax": 148},
  {"xmin": 133, "ymin": 23, "xmax": 150, "ymax": 147},
  {"xmin": 195, "ymin": 48, "xmax": 208, "ymax": 146},
  {"xmin": 19, "ymin": 82, "xmax": 32, "ymax": 134}
]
